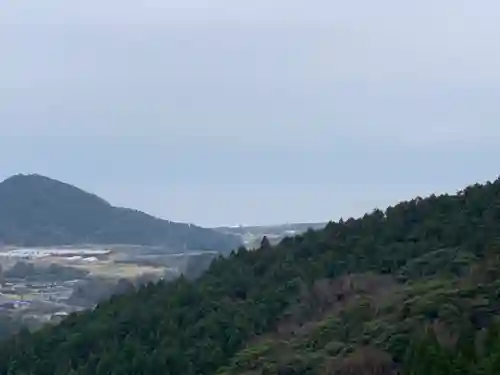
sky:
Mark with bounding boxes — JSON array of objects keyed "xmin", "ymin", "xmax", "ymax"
[{"xmin": 1, "ymin": 1, "xmax": 500, "ymax": 227}]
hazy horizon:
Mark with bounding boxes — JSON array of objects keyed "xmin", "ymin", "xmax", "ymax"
[
  {"xmin": 0, "ymin": 171, "xmax": 496, "ymax": 229},
  {"xmin": 2, "ymin": 1, "xmax": 500, "ymax": 226}
]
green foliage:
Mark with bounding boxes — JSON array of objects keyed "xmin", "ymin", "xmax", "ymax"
[
  {"xmin": 397, "ymin": 248, "xmax": 477, "ymax": 281},
  {"xmin": 0, "ymin": 316, "xmax": 24, "ymax": 340},
  {"xmin": 2, "ymin": 177, "xmax": 500, "ymax": 373},
  {"xmin": 401, "ymin": 321, "xmax": 500, "ymax": 375},
  {"xmin": 4, "ymin": 261, "xmax": 89, "ymax": 281}
]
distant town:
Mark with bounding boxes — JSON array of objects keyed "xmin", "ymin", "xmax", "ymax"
[
  {"xmin": 0, "ymin": 244, "xmax": 209, "ymax": 334},
  {"xmin": 0, "ymin": 223, "xmax": 324, "ymax": 337}
]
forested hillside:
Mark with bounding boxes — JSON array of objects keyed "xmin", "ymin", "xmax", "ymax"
[
  {"xmin": 0, "ymin": 174, "xmax": 240, "ymax": 252},
  {"xmin": 3, "ymin": 178, "xmax": 500, "ymax": 374}
]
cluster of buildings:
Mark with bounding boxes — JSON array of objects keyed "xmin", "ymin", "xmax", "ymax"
[{"xmin": 0, "ymin": 247, "xmax": 111, "ymax": 260}]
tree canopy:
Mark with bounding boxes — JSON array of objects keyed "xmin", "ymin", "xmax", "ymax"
[{"xmin": 2, "ymin": 177, "xmax": 500, "ymax": 373}]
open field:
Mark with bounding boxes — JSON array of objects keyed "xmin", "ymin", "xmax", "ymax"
[{"xmin": 71, "ymin": 262, "xmax": 165, "ymax": 278}]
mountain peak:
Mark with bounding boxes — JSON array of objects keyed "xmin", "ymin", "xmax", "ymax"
[
  {"xmin": 3, "ymin": 173, "xmax": 82, "ymax": 187},
  {"xmin": 1, "ymin": 173, "xmax": 66, "ymax": 185},
  {"xmin": 0, "ymin": 173, "xmax": 111, "ymax": 208},
  {"xmin": 3, "ymin": 173, "xmax": 53, "ymax": 181},
  {"xmin": 1, "ymin": 173, "xmax": 50, "ymax": 188}
]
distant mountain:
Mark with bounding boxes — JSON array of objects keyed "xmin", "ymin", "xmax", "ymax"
[{"xmin": 0, "ymin": 174, "xmax": 241, "ymax": 252}]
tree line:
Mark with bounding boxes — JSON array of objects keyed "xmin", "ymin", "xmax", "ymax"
[{"xmin": 2, "ymin": 179, "xmax": 500, "ymax": 373}]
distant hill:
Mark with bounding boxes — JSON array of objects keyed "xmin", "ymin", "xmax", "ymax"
[{"xmin": 0, "ymin": 174, "xmax": 241, "ymax": 252}]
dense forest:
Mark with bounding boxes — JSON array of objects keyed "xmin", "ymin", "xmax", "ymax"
[
  {"xmin": 0, "ymin": 174, "xmax": 241, "ymax": 252},
  {"xmin": 2, "ymin": 177, "xmax": 500, "ymax": 374}
]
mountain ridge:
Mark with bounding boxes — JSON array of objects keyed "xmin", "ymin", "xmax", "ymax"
[{"xmin": 0, "ymin": 174, "xmax": 241, "ymax": 251}]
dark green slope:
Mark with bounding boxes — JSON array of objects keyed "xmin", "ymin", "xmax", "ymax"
[
  {"xmin": 0, "ymin": 174, "xmax": 241, "ymax": 251},
  {"xmin": 3, "ymin": 178, "xmax": 500, "ymax": 374}
]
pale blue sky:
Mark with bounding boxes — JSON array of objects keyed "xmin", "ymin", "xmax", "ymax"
[{"xmin": 1, "ymin": 1, "xmax": 500, "ymax": 226}]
